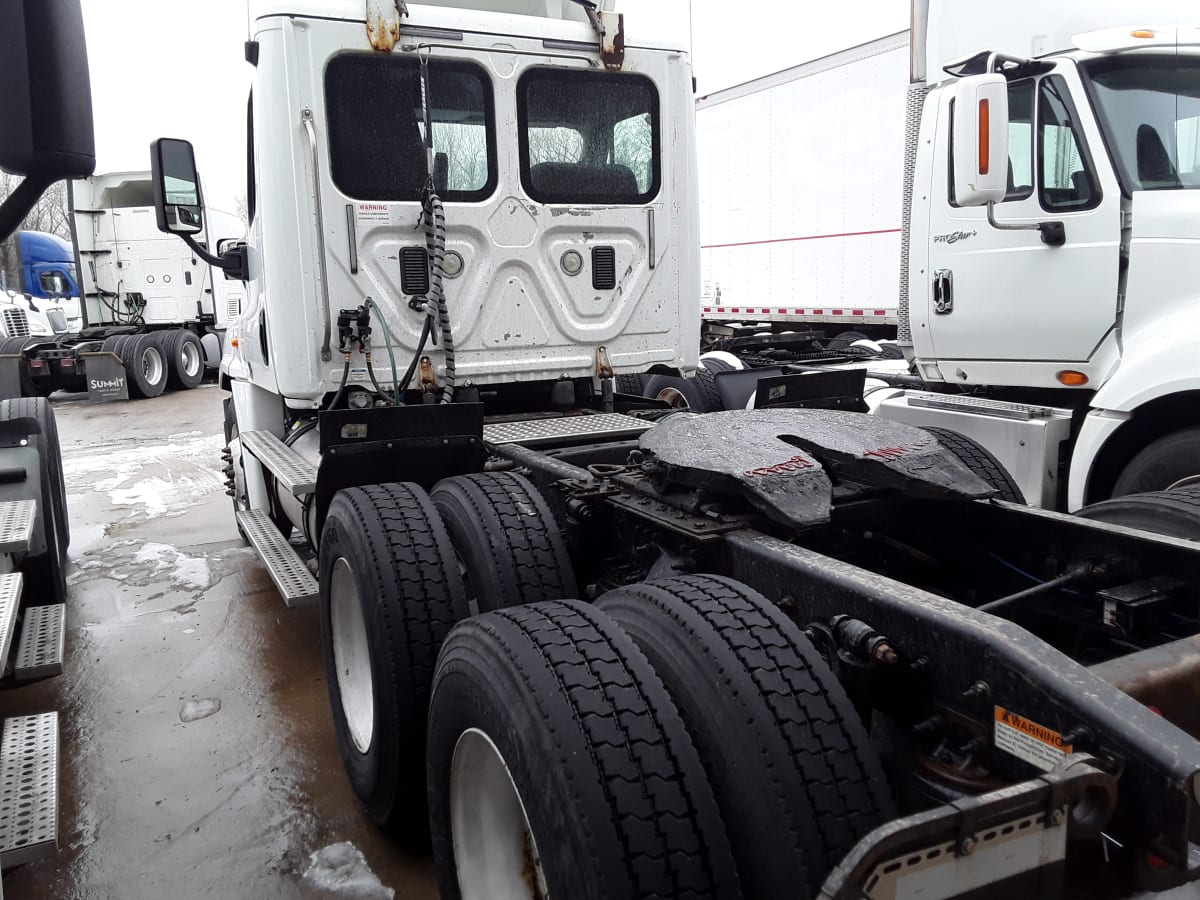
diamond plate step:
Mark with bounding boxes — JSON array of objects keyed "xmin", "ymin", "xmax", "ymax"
[
  {"xmin": 906, "ymin": 392, "xmax": 1064, "ymax": 422},
  {"xmin": 14, "ymin": 605, "xmax": 64, "ymax": 682},
  {"xmin": 236, "ymin": 509, "xmax": 318, "ymax": 607},
  {"xmin": 0, "ymin": 575, "xmax": 21, "ymax": 671},
  {"xmin": 483, "ymin": 413, "xmax": 654, "ymax": 447},
  {"xmin": 0, "ymin": 712, "xmax": 58, "ymax": 867},
  {"xmin": 0, "ymin": 501, "xmax": 35, "ymax": 554},
  {"xmin": 240, "ymin": 431, "xmax": 316, "ymax": 496}
]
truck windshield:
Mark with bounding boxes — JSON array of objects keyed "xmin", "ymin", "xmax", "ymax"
[
  {"xmin": 518, "ymin": 69, "xmax": 659, "ymax": 204},
  {"xmin": 1085, "ymin": 56, "xmax": 1200, "ymax": 191},
  {"xmin": 325, "ymin": 55, "xmax": 495, "ymax": 203}
]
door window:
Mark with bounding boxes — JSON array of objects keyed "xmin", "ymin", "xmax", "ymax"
[{"xmin": 1038, "ymin": 76, "xmax": 1100, "ymax": 210}]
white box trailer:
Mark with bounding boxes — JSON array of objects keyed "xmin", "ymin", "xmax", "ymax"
[{"xmin": 697, "ymin": 32, "xmax": 908, "ymax": 340}]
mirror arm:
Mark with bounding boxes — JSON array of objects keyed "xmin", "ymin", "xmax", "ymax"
[
  {"xmin": 986, "ymin": 202, "xmax": 1066, "ymax": 246},
  {"xmin": 180, "ymin": 232, "xmax": 249, "ymax": 281},
  {"xmin": 181, "ymin": 232, "xmax": 226, "ymax": 268},
  {"xmin": 0, "ymin": 176, "xmax": 55, "ymax": 242}
]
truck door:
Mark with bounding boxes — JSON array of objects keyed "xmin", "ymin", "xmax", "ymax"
[{"xmin": 925, "ymin": 66, "xmax": 1122, "ymax": 365}]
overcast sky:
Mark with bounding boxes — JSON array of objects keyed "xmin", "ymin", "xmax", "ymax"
[{"xmin": 80, "ymin": 0, "xmax": 908, "ymax": 212}]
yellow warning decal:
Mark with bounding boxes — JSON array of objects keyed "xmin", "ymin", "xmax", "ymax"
[{"xmin": 994, "ymin": 707, "xmax": 1073, "ymax": 772}]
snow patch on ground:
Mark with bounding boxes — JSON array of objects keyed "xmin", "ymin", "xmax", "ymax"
[
  {"xmin": 63, "ymin": 432, "xmax": 225, "ymax": 522},
  {"xmin": 71, "ymin": 540, "xmax": 216, "ymax": 593},
  {"xmin": 179, "ymin": 698, "xmax": 221, "ymax": 723},
  {"xmin": 301, "ymin": 843, "xmax": 394, "ymax": 900},
  {"xmin": 135, "ymin": 543, "xmax": 212, "ymax": 589}
]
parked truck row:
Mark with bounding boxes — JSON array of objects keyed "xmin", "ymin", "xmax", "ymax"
[
  {"xmin": 0, "ymin": 173, "xmax": 245, "ymax": 402},
  {"xmin": 132, "ymin": 0, "xmax": 1200, "ymax": 897}
]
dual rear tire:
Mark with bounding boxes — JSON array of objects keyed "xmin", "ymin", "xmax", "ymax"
[{"xmin": 319, "ymin": 475, "xmax": 894, "ymax": 896}]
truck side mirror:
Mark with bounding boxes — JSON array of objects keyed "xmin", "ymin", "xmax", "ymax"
[
  {"xmin": 952, "ymin": 74, "xmax": 1009, "ymax": 207},
  {"xmin": 0, "ymin": 0, "xmax": 96, "ymax": 241},
  {"xmin": 151, "ymin": 139, "xmax": 205, "ymax": 235}
]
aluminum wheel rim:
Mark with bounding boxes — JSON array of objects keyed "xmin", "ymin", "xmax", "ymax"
[
  {"xmin": 181, "ymin": 340, "xmax": 202, "ymax": 378},
  {"xmin": 330, "ymin": 557, "xmax": 374, "ymax": 754},
  {"xmin": 141, "ymin": 346, "xmax": 165, "ymax": 385},
  {"xmin": 1168, "ymin": 474, "xmax": 1200, "ymax": 491},
  {"xmin": 654, "ymin": 386, "xmax": 690, "ymax": 409},
  {"xmin": 451, "ymin": 728, "xmax": 548, "ymax": 900}
]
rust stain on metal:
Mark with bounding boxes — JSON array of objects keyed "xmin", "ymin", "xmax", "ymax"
[
  {"xmin": 595, "ymin": 345, "xmax": 614, "ymax": 379},
  {"xmin": 418, "ymin": 356, "xmax": 438, "ymax": 390},
  {"xmin": 599, "ymin": 11, "xmax": 626, "ymax": 71},
  {"xmin": 365, "ymin": 0, "xmax": 405, "ymax": 52}
]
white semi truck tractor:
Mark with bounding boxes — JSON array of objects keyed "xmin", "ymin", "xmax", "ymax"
[
  {"xmin": 872, "ymin": 0, "xmax": 1200, "ymax": 513},
  {"xmin": 153, "ymin": 1, "xmax": 1200, "ymax": 897}
]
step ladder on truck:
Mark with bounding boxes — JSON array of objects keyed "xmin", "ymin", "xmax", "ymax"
[
  {"xmin": 0, "ymin": 0, "xmax": 93, "ymax": 890},
  {"xmin": 156, "ymin": 0, "xmax": 1200, "ymax": 897}
]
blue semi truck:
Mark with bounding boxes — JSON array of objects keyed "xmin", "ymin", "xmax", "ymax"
[{"xmin": 0, "ymin": 231, "xmax": 79, "ymax": 303}]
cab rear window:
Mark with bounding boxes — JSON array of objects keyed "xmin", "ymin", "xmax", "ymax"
[
  {"xmin": 518, "ymin": 69, "xmax": 660, "ymax": 205},
  {"xmin": 325, "ymin": 55, "xmax": 496, "ymax": 202}
]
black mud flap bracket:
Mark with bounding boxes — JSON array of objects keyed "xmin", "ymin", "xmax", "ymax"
[
  {"xmin": 820, "ymin": 755, "xmax": 1117, "ymax": 900},
  {"xmin": 313, "ymin": 402, "xmax": 485, "ymax": 538}
]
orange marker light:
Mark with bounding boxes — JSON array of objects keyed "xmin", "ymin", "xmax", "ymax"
[
  {"xmin": 1131, "ymin": 29, "xmax": 1156, "ymax": 39},
  {"xmin": 231, "ymin": 337, "xmax": 240, "ymax": 348},
  {"xmin": 1057, "ymin": 370, "xmax": 1089, "ymax": 386},
  {"xmin": 979, "ymin": 99, "xmax": 990, "ymax": 175}
]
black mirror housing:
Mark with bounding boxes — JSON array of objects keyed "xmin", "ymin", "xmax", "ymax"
[
  {"xmin": 151, "ymin": 138, "xmax": 204, "ymax": 235},
  {"xmin": 0, "ymin": 0, "xmax": 96, "ymax": 179},
  {"xmin": 0, "ymin": 0, "xmax": 96, "ymax": 240}
]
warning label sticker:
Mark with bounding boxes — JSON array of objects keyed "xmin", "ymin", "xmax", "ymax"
[
  {"xmin": 356, "ymin": 203, "xmax": 390, "ymax": 224},
  {"xmin": 994, "ymin": 707, "xmax": 1073, "ymax": 772}
]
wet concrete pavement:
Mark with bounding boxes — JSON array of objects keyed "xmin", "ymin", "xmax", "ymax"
[{"xmin": 2, "ymin": 385, "xmax": 439, "ymax": 899}]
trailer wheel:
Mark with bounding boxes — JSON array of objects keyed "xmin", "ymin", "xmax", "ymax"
[
  {"xmin": 431, "ymin": 472, "xmax": 576, "ymax": 614},
  {"xmin": 119, "ymin": 333, "xmax": 167, "ymax": 399},
  {"xmin": 830, "ymin": 329, "xmax": 870, "ymax": 348},
  {"xmin": 643, "ymin": 369, "xmax": 723, "ymax": 412},
  {"xmin": 428, "ymin": 601, "xmax": 739, "ymax": 900},
  {"xmin": 319, "ymin": 483, "xmax": 466, "ymax": 841},
  {"xmin": 923, "ymin": 427, "xmax": 1025, "ymax": 503},
  {"xmin": 614, "ymin": 372, "xmax": 647, "ymax": 395},
  {"xmin": 1112, "ymin": 427, "xmax": 1200, "ymax": 497},
  {"xmin": 159, "ymin": 329, "xmax": 204, "ymax": 390},
  {"xmin": 1077, "ymin": 486, "xmax": 1200, "ymax": 540},
  {"xmin": 598, "ymin": 575, "xmax": 894, "ymax": 898},
  {"xmin": 0, "ymin": 399, "xmax": 67, "ymax": 604},
  {"xmin": 0, "ymin": 337, "xmax": 51, "ymax": 398}
]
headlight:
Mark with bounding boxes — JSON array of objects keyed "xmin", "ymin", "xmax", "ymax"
[{"xmin": 28, "ymin": 321, "xmax": 51, "ymax": 336}]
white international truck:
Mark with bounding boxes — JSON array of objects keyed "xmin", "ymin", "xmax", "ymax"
[
  {"xmin": 153, "ymin": 1, "xmax": 1200, "ymax": 897},
  {"xmin": 698, "ymin": 32, "xmax": 907, "ymax": 346}
]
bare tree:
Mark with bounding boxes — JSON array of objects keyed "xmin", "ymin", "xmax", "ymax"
[
  {"xmin": 0, "ymin": 172, "xmax": 74, "ymax": 292},
  {"xmin": 0, "ymin": 172, "xmax": 72, "ymax": 239}
]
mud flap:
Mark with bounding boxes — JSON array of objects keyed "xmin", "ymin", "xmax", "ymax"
[
  {"xmin": 80, "ymin": 352, "xmax": 128, "ymax": 402},
  {"xmin": 0, "ymin": 357, "xmax": 22, "ymax": 400},
  {"xmin": 314, "ymin": 402, "xmax": 485, "ymax": 539}
]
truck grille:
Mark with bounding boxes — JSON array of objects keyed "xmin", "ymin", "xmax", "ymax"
[
  {"xmin": 592, "ymin": 246, "xmax": 616, "ymax": 290},
  {"xmin": 2, "ymin": 309, "xmax": 29, "ymax": 338},
  {"xmin": 46, "ymin": 309, "xmax": 67, "ymax": 334},
  {"xmin": 400, "ymin": 246, "xmax": 430, "ymax": 296}
]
